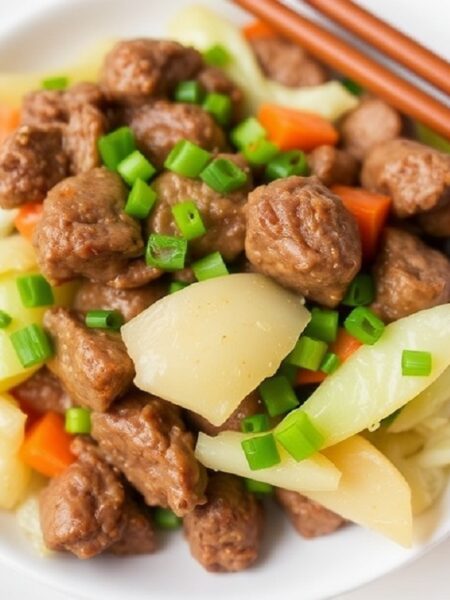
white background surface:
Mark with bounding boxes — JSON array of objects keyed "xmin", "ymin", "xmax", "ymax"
[{"xmin": 0, "ymin": 1, "xmax": 449, "ymax": 598}]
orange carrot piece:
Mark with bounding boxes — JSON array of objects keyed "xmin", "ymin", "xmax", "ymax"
[
  {"xmin": 258, "ymin": 103, "xmax": 339, "ymax": 152},
  {"xmin": 0, "ymin": 104, "xmax": 20, "ymax": 144},
  {"xmin": 331, "ymin": 185, "xmax": 391, "ymax": 261},
  {"xmin": 242, "ymin": 19, "xmax": 275, "ymax": 40},
  {"xmin": 14, "ymin": 203, "xmax": 44, "ymax": 241},
  {"xmin": 20, "ymin": 412, "xmax": 75, "ymax": 478},
  {"xmin": 296, "ymin": 369, "xmax": 326, "ymax": 385}
]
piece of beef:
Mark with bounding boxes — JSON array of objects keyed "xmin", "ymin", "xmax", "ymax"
[
  {"xmin": 276, "ymin": 488, "xmax": 344, "ymax": 538},
  {"xmin": 371, "ymin": 227, "xmax": 450, "ymax": 322},
  {"xmin": 33, "ymin": 167, "xmax": 143, "ymax": 285},
  {"xmin": 110, "ymin": 498, "xmax": 157, "ymax": 556},
  {"xmin": 196, "ymin": 66, "xmax": 244, "ymax": 122},
  {"xmin": 339, "ymin": 97, "xmax": 402, "ymax": 161},
  {"xmin": 101, "ymin": 39, "xmax": 203, "ymax": 104},
  {"xmin": 184, "ymin": 473, "xmax": 263, "ymax": 572},
  {"xmin": 361, "ymin": 138, "xmax": 450, "ymax": 218},
  {"xmin": 44, "ymin": 308, "xmax": 134, "ymax": 412},
  {"xmin": 249, "ymin": 36, "xmax": 328, "ymax": 88},
  {"xmin": 417, "ymin": 203, "xmax": 450, "ymax": 238},
  {"xmin": 149, "ymin": 154, "xmax": 251, "ymax": 261},
  {"xmin": 126, "ymin": 100, "xmax": 226, "ymax": 169},
  {"xmin": 65, "ymin": 82, "xmax": 106, "ymax": 110},
  {"xmin": 172, "ymin": 267, "xmax": 196, "ymax": 284},
  {"xmin": 74, "ymin": 279, "xmax": 165, "ymax": 322},
  {"xmin": 308, "ymin": 145, "xmax": 359, "ymax": 187},
  {"xmin": 63, "ymin": 104, "xmax": 106, "ymax": 173},
  {"xmin": 39, "ymin": 438, "xmax": 126, "ymax": 559},
  {"xmin": 0, "ymin": 126, "xmax": 69, "ymax": 209},
  {"xmin": 21, "ymin": 90, "xmax": 66, "ymax": 128},
  {"xmin": 245, "ymin": 176, "xmax": 361, "ymax": 307},
  {"xmin": 105, "ymin": 259, "xmax": 163, "ymax": 289},
  {"xmin": 11, "ymin": 367, "xmax": 71, "ymax": 415},
  {"xmin": 91, "ymin": 391, "xmax": 207, "ymax": 516}
]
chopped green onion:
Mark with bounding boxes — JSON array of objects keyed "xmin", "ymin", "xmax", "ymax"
[
  {"xmin": 265, "ymin": 150, "xmax": 309, "ymax": 181},
  {"xmin": 320, "ymin": 352, "xmax": 341, "ymax": 375},
  {"xmin": 124, "ymin": 179, "xmax": 156, "ymax": 219},
  {"xmin": 202, "ymin": 92, "xmax": 232, "ymax": 126},
  {"xmin": 342, "ymin": 78, "xmax": 363, "ymax": 96},
  {"xmin": 200, "ymin": 158, "xmax": 247, "ymax": 194},
  {"xmin": 10, "ymin": 324, "xmax": 53, "ymax": 368},
  {"xmin": 243, "ymin": 138, "xmax": 279, "ymax": 166},
  {"xmin": 146, "ymin": 234, "xmax": 187, "ymax": 271},
  {"xmin": 164, "ymin": 140, "xmax": 212, "ymax": 178},
  {"xmin": 0, "ymin": 310, "xmax": 12, "ymax": 329},
  {"xmin": 153, "ymin": 507, "xmax": 182, "ymax": 530},
  {"xmin": 171, "ymin": 200, "xmax": 206, "ymax": 241},
  {"xmin": 287, "ymin": 336, "xmax": 328, "ymax": 371},
  {"xmin": 118, "ymin": 150, "xmax": 156, "ymax": 186},
  {"xmin": 203, "ymin": 44, "xmax": 231, "ymax": 67},
  {"xmin": 259, "ymin": 375, "xmax": 299, "ymax": 418},
  {"xmin": 245, "ymin": 479, "xmax": 273, "ymax": 495},
  {"xmin": 241, "ymin": 413, "xmax": 270, "ymax": 434},
  {"xmin": 274, "ymin": 411, "xmax": 324, "ymax": 461},
  {"xmin": 192, "ymin": 251, "xmax": 228, "ymax": 281},
  {"xmin": 169, "ymin": 281, "xmax": 189, "ymax": 294},
  {"xmin": 415, "ymin": 122, "xmax": 450, "ymax": 154},
  {"xmin": 65, "ymin": 407, "xmax": 91, "ymax": 434},
  {"xmin": 344, "ymin": 307, "xmax": 385, "ymax": 345},
  {"xmin": 401, "ymin": 350, "xmax": 432, "ymax": 377},
  {"xmin": 41, "ymin": 76, "xmax": 68, "ymax": 90},
  {"xmin": 277, "ymin": 361, "xmax": 298, "ymax": 385},
  {"xmin": 16, "ymin": 274, "xmax": 54, "ymax": 308},
  {"xmin": 231, "ymin": 117, "xmax": 266, "ymax": 150},
  {"xmin": 241, "ymin": 434, "xmax": 280, "ymax": 470},
  {"xmin": 174, "ymin": 80, "xmax": 205, "ymax": 104},
  {"xmin": 98, "ymin": 127, "xmax": 136, "ymax": 171},
  {"xmin": 343, "ymin": 274, "xmax": 375, "ymax": 306},
  {"xmin": 85, "ymin": 310, "xmax": 124, "ymax": 331},
  {"xmin": 304, "ymin": 308, "xmax": 338, "ymax": 343}
]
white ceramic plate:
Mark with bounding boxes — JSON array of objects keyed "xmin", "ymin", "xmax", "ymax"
[{"xmin": 0, "ymin": 1, "xmax": 449, "ymax": 599}]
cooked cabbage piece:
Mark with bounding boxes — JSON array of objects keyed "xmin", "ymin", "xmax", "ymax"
[
  {"xmin": 0, "ymin": 208, "xmax": 18, "ymax": 239},
  {"xmin": 0, "ymin": 234, "xmax": 37, "ymax": 276}
]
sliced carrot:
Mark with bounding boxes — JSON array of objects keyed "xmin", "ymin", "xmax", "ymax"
[
  {"xmin": 331, "ymin": 185, "xmax": 391, "ymax": 262},
  {"xmin": 0, "ymin": 104, "xmax": 20, "ymax": 144},
  {"xmin": 14, "ymin": 202, "xmax": 44, "ymax": 241},
  {"xmin": 20, "ymin": 412, "xmax": 75, "ymax": 478},
  {"xmin": 242, "ymin": 19, "xmax": 275, "ymax": 41},
  {"xmin": 258, "ymin": 103, "xmax": 339, "ymax": 152},
  {"xmin": 296, "ymin": 369, "xmax": 326, "ymax": 385}
]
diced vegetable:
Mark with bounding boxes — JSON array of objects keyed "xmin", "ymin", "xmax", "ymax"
[
  {"xmin": 195, "ymin": 431, "xmax": 341, "ymax": 492},
  {"xmin": 0, "ymin": 454, "xmax": 31, "ymax": 509},
  {"xmin": 0, "ymin": 207, "xmax": 19, "ymax": 238},
  {"xmin": 0, "ymin": 103, "xmax": 20, "ymax": 143},
  {"xmin": 123, "ymin": 273, "xmax": 310, "ymax": 426},
  {"xmin": 16, "ymin": 479, "xmax": 51, "ymax": 556},
  {"xmin": 0, "ymin": 393, "xmax": 27, "ymax": 455},
  {"xmin": 153, "ymin": 507, "xmax": 182, "ymax": 530},
  {"xmin": 242, "ymin": 19, "xmax": 274, "ymax": 41},
  {"xmin": 415, "ymin": 122, "xmax": 450, "ymax": 153},
  {"xmin": 13, "ymin": 203, "xmax": 44, "ymax": 241},
  {"xmin": 241, "ymin": 433, "xmax": 280, "ymax": 470},
  {"xmin": 417, "ymin": 424, "xmax": 450, "ymax": 469},
  {"xmin": 0, "ymin": 234, "xmax": 37, "ymax": 276}
]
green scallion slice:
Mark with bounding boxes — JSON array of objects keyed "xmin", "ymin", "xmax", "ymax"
[
  {"xmin": 202, "ymin": 92, "xmax": 232, "ymax": 126},
  {"xmin": 65, "ymin": 407, "xmax": 92, "ymax": 434},
  {"xmin": 118, "ymin": 150, "xmax": 156, "ymax": 186},
  {"xmin": 344, "ymin": 307, "xmax": 385, "ymax": 345},
  {"xmin": 85, "ymin": 310, "xmax": 124, "ymax": 331},
  {"xmin": 320, "ymin": 352, "xmax": 341, "ymax": 375},
  {"xmin": 124, "ymin": 179, "xmax": 157, "ymax": 219},
  {"xmin": 171, "ymin": 200, "xmax": 206, "ymax": 241},
  {"xmin": 145, "ymin": 234, "xmax": 187, "ymax": 271},
  {"xmin": 41, "ymin": 76, "xmax": 69, "ymax": 90},
  {"xmin": 0, "ymin": 310, "xmax": 12, "ymax": 329},
  {"xmin": 245, "ymin": 478, "xmax": 273, "ymax": 494},
  {"xmin": 10, "ymin": 324, "xmax": 53, "ymax": 368},
  {"xmin": 164, "ymin": 140, "xmax": 212, "ymax": 178},
  {"xmin": 241, "ymin": 433, "xmax": 280, "ymax": 470},
  {"xmin": 304, "ymin": 307, "xmax": 339, "ymax": 343},
  {"xmin": 16, "ymin": 274, "xmax": 54, "ymax": 308},
  {"xmin": 153, "ymin": 507, "xmax": 182, "ymax": 529},
  {"xmin": 231, "ymin": 117, "xmax": 266, "ymax": 150},
  {"xmin": 342, "ymin": 273, "xmax": 375, "ymax": 307},
  {"xmin": 259, "ymin": 375, "xmax": 299, "ymax": 417},
  {"xmin": 192, "ymin": 251, "xmax": 228, "ymax": 281},
  {"xmin": 98, "ymin": 127, "xmax": 136, "ymax": 171},
  {"xmin": 203, "ymin": 44, "xmax": 231, "ymax": 67},
  {"xmin": 240, "ymin": 413, "xmax": 270, "ymax": 434},
  {"xmin": 287, "ymin": 336, "xmax": 328, "ymax": 371},
  {"xmin": 274, "ymin": 411, "xmax": 324, "ymax": 461},
  {"xmin": 200, "ymin": 158, "xmax": 247, "ymax": 194},
  {"xmin": 401, "ymin": 350, "xmax": 432, "ymax": 376},
  {"xmin": 174, "ymin": 80, "xmax": 205, "ymax": 104},
  {"xmin": 265, "ymin": 150, "xmax": 309, "ymax": 180}
]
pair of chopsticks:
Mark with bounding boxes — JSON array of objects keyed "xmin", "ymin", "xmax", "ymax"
[{"xmin": 232, "ymin": 0, "xmax": 450, "ymax": 139}]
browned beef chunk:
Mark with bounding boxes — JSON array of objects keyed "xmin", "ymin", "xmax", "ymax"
[
  {"xmin": 172, "ymin": 267, "xmax": 196, "ymax": 284},
  {"xmin": 65, "ymin": 82, "xmax": 106, "ymax": 110},
  {"xmin": 109, "ymin": 498, "xmax": 157, "ymax": 556},
  {"xmin": 39, "ymin": 438, "xmax": 126, "ymax": 559},
  {"xmin": 149, "ymin": 154, "xmax": 251, "ymax": 261},
  {"xmin": 184, "ymin": 473, "xmax": 263, "ymax": 572},
  {"xmin": 44, "ymin": 308, "xmax": 134, "ymax": 412},
  {"xmin": 308, "ymin": 145, "xmax": 359, "ymax": 187},
  {"xmin": 74, "ymin": 279, "xmax": 165, "ymax": 322},
  {"xmin": 126, "ymin": 100, "xmax": 225, "ymax": 169},
  {"xmin": 362, "ymin": 139, "xmax": 450, "ymax": 218},
  {"xmin": 371, "ymin": 227, "xmax": 450, "ymax": 322},
  {"xmin": 33, "ymin": 167, "xmax": 143, "ymax": 285},
  {"xmin": 101, "ymin": 39, "xmax": 203, "ymax": 104},
  {"xmin": 245, "ymin": 176, "xmax": 361, "ymax": 307},
  {"xmin": 11, "ymin": 367, "xmax": 71, "ymax": 415},
  {"xmin": 21, "ymin": 90, "xmax": 66, "ymax": 128},
  {"xmin": 417, "ymin": 203, "xmax": 450, "ymax": 237},
  {"xmin": 276, "ymin": 488, "xmax": 344, "ymax": 538},
  {"xmin": 187, "ymin": 391, "xmax": 263, "ymax": 436},
  {"xmin": 105, "ymin": 259, "xmax": 163, "ymax": 289},
  {"xmin": 91, "ymin": 391, "xmax": 207, "ymax": 516},
  {"xmin": 63, "ymin": 104, "xmax": 106, "ymax": 173},
  {"xmin": 339, "ymin": 97, "xmax": 402, "ymax": 161},
  {"xmin": 196, "ymin": 67, "xmax": 244, "ymax": 122},
  {"xmin": 0, "ymin": 126, "xmax": 68, "ymax": 208},
  {"xmin": 249, "ymin": 36, "xmax": 328, "ymax": 88}
]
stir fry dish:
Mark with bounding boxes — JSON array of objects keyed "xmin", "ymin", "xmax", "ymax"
[{"xmin": 0, "ymin": 6, "xmax": 449, "ymax": 573}]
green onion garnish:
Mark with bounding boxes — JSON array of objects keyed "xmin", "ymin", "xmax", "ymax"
[
  {"xmin": 153, "ymin": 507, "xmax": 182, "ymax": 529},
  {"xmin": 41, "ymin": 76, "xmax": 69, "ymax": 90},
  {"xmin": 200, "ymin": 158, "xmax": 247, "ymax": 194},
  {"xmin": 10, "ymin": 324, "xmax": 53, "ymax": 368},
  {"xmin": 146, "ymin": 234, "xmax": 187, "ymax": 271},
  {"xmin": 304, "ymin": 307, "xmax": 339, "ymax": 343},
  {"xmin": 342, "ymin": 78, "xmax": 363, "ymax": 96},
  {"xmin": 259, "ymin": 375, "xmax": 299, "ymax": 418},
  {"xmin": 98, "ymin": 127, "xmax": 136, "ymax": 171},
  {"xmin": 320, "ymin": 352, "xmax": 341, "ymax": 375},
  {"xmin": 164, "ymin": 140, "xmax": 212, "ymax": 178},
  {"xmin": 203, "ymin": 44, "xmax": 231, "ymax": 67},
  {"xmin": 287, "ymin": 336, "xmax": 328, "ymax": 371},
  {"xmin": 243, "ymin": 138, "xmax": 279, "ymax": 166},
  {"xmin": 241, "ymin": 413, "xmax": 270, "ymax": 434},
  {"xmin": 192, "ymin": 251, "xmax": 228, "ymax": 281},
  {"xmin": 118, "ymin": 150, "xmax": 156, "ymax": 187},
  {"xmin": 343, "ymin": 274, "xmax": 375, "ymax": 307},
  {"xmin": 169, "ymin": 281, "xmax": 189, "ymax": 294},
  {"xmin": 277, "ymin": 361, "xmax": 298, "ymax": 385},
  {"xmin": 265, "ymin": 150, "xmax": 309, "ymax": 181},
  {"xmin": 202, "ymin": 92, "xmax": 232, "ymax": 126},
  {"xmin": 65, "ymin": 407, "xmax": 92, "ymax": 434},
  {"xmin": 124, "ymin": 179, "xmax": 156, "ymax": 219},
  {"xmin": 0, "ymin": 310, "xmax": 12, "ymax": 329},
  {"xmin": 231, "ymin": 117, "xmax": 266, "ymax": 150},
  {"xmin": 401, "ymin": 350, "xmax": 432, "ymax": 377},
  {"xmin": 173, "ymin": 80, "xmax": 205, "ymax": 104},
  {"xmin": 245, "ymin": 478, "xmax": 273, "ymax": 495},
  {"xmin": 16, "ymin": 274, "xmax": 54, "ymax": 309},
  {"xmin": 344, "ymin": 307, "xmax": 385, "ymax": 345},
  {"xmin": 171, "ymin": 200, "xmax": 206, "ymax": 241},
  {"xmin": 274, "ymin": 411, "xmax": 324, "ymax": 461},
  {"xmin": 85, "ymin": 310, "xmax": 124, "ymax": 331},
  {"xmin": 241, "ymin": 434, "xmax": 281, "ymax": 470}
]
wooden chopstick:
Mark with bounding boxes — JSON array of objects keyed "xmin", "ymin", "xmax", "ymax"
[
  {"xmin": 303, "ymin": 0, "xmax": 450, "ymax": 96},
  {"xmin": 232, "ymin": 0, "xmax": 450, "ymax": 139}
]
